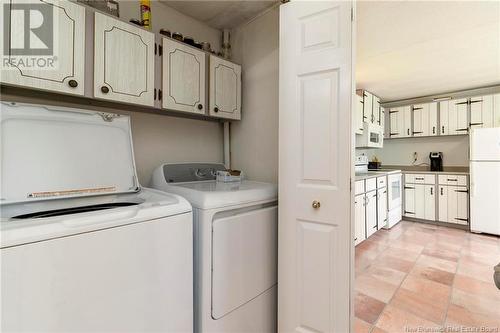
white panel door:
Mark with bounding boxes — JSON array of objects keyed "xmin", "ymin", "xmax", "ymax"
[
  {"xmin": 162, "ymin": 38, "xmax": 206, "ymax": 114},
  {"xmin": 94, "ymin": 12, "xmax": 155, "ymax": 106},
  {"xmin": 366, "ymin": 191, "xmax": 378, "ymax": 237},
  {"xmin": 412, "ymin": 104, "xmax": 424, "ymax": 137},
  {"xmin": 404, "ymin": 185, "xmax": 415, "ymax": 217},
  {"xmin": 389, "ymin": 108, "xmax": 402, "ymax": 138},
  {"xmin": 1, "ymin": 0, "xmax": 85, "ymax": 96},
  {"xmin": 278, "ymin": 1, "xmax": 353, "ymax": 332},
  {"xmin": 470, "ymin": 162, "xmax": 500, "ymax": 234},
  {"xmin": 414, "ymin": 184, "xmax": 425, "ymax": 219},
  {"xmin": 438, "ymin": 185, "xmax": 448, "ymax": 223},
  {"xmin": 470, "ymin": 95, "xmax": 495, "ymax": 129},
  {"xmin": 354, "ymin": 194, "xmax": 366, "ymax": 245},
  {"xmin": 452, "ymin": 98, "xmax": 469, "ymax": 135},
  {"xmin": 424, "ymin": 185, "xmax": 436, "ymax": 221},
  {"xmin": 355, "ymin": 94, "xmax": 364, "ymax": 135},
  {"xmin": 209, "ymin": 55, "xmax": 241, "ymax": 120},
  {"xmin": 377, "ymin": 188, "xmax": 387, "ymax": 230}
]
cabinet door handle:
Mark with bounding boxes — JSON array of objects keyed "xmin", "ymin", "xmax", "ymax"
[
  {"xmin": 101, "ymin": 86, "xmax": 109, "ymax": 94},
  {"xmin": 447, "ymin": 179, "xmax": 458, "ymax": 182},
  {"xmin": 440, "ymin": 187, "xmax": 444, "ymax": 195},
  {"xmin": 455, "ymin": 189, "xmax": 469, "ymax": 193},
  {"xmin": 68, "ymin": 79, "xmax": 78, "ymax": 88},
  {"xmin": 432, "ymin": 126, "xmax": 436, "ymax": 134},
  {"xmin": 441, "ymin": 125, "xmax": 445, "ymax": 134},
  {"xmin": 415, "ymin": 177, "xmax": 425, "ymax": 180},
  {"xmin": 197, "ymin": 104, "xmax": 203, "ymax": 110},
  {"xmin": 430, "ymin": 187, "xmax": 433, "ymax": 195},
  {"xmin": 214, "ymin": 107, "xmax": 219, "ymax": 113},
  {"xmin": 407, "ymin": 129, "xmax": 410, "ymax": 135},
  {"xmin": 469, "ymin": 122, "xmax": 483, "ymax": 126}
]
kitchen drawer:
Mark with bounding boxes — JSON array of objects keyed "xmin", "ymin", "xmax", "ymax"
[
  {"xmin": 438, "ymin": 175, "xmax": 467, "ymax": 186},
  {"xmin": 365, "ymin": 178, "xmax": 377, "ymax": 192},
  {"xmin": 377, "ymin": 176, "xmax": 386, "ymax": 188},
  {"xmin": 405, "ymin": 173, "xmax": 435, "ymax": 184},
  {"xmin": 355, "ymin": 180, "xmax": 365, "ymax": 195}
]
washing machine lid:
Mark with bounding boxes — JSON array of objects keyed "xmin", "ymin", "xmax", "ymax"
[
  {"xmin": 0, "ymin": 188, "xmax": 192, "ymax": 248},
  {"xmin": 165, "ymin": 181, "xmax": 277, "ymax": 209},
  {"xmin": 0, "ymin": 102, "xmax": 140, "ymax": 205}
]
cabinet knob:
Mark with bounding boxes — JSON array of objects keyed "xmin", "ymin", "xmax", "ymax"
[
  {"xmin": 101, "ymin": 86, "xmax": 109, "ymax": 94},
  {"xmin": 68, "ymin": 79, "xmax": 78, "ymax": 88},
  {"xmin": 312, "ymin": 200, "xmax": 321, "ymax": 209},
  {"xmin": 214, "ymin": 107, "xmax": 219, "ymax": 113},
  {"xmin": 197, "ymin": 104, "xmax": 203, "ymax": 110}
]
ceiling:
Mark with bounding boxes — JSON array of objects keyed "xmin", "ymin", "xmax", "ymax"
[
  {"xmin": 159, "ymin": 0, "xmax": 279, "ymax": 30},
  {"xmin": 356, "ymin": 1, "xmax": 500, "ymax": 102}
]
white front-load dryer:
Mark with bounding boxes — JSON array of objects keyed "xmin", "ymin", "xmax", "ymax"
[{"xmin": 151, "ymin": 163, "xmax": 278, "ymax": 333}]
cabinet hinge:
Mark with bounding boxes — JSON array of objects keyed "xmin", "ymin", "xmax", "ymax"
[
  {"xmin": 158, "ymin": 89, "xmax": 162, "ymax": 101},
  {"xmin": 154, "ymin": 88, "xmax": 157, "ymax": 100},
  {"xmin": 155, "ymin": 43, "xmax": 157, "ymax": 55},
  {"xmin": 159, "ymin": 45, "xmax": 163, "ymax": 56},
  {"xmin": 351, "ymin": 7, "xmax": 354, "ymax": 21}
]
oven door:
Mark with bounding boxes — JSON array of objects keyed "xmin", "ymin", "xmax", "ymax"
[{"xmin": 388, "ymin": 173, "xmax": 402, "ymax": 210}]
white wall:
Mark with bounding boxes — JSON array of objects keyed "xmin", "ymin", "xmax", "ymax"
[
  {"xmin": 230, "ymin": 6, "xmax": 279, "ymax": 183},
  {"xmin": 118, "ymin": 0, "xmax": 222, "ymax": 50},
  {"xmin": 356, "ymin": 135, "xmax": 470, "ymax": 167},
  {"xmin": 1, "ymin": 1, "xmax": 225, "ymax": 185}
]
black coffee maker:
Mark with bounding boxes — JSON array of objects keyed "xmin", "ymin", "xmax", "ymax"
[{"xmin": 429, "ymin": 152, "xmax": 443, "ymax": 171}]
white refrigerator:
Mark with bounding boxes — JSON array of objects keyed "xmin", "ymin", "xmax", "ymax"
[{"xmin": 470, "ymin": 127, "xmax": 500, "ymax": 235}]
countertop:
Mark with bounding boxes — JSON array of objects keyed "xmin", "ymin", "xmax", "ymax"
[
  {"xmin": 382, "ymin": 165, "xmax": 469, "ymax": 174},
  {"xmin": 355, "ymin": 169, "xmax": 401, "ymax": 181},
  {"xmin": 355, "ymin": 166, "xmax": 469, "ymax": 181}
]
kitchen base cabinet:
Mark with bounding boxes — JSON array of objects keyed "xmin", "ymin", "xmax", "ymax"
[
  {"xmin": 438, "ymin": 185, "xmax": 469, "ymax": 225},
  {"xmin": 403, "ymin": 174, "xmax": 436, "ymax": 221},
  {"xmin": 354, "ymin": 194, "xmax": 366, "ymax": 246},
  {"xmin": 365, "ymin": 190, "xmax": 378, "ymax": 238}
]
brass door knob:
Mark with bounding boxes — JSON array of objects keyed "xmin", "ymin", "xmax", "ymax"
[{"xmin": 312, "ymin": 200, "xmax": 321, "ymax": 209}]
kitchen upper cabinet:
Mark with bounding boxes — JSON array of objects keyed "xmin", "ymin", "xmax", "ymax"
[
  {"xmin": 494, "ymin": 94, "xmax": 500, "ymax": 127},
  {"xmin": 413, "ymin": 103, "xmax": 438, "ymax": 136},
  {"xmin": 94, "ymin": 12, "xmax": 155, "ymax": 107},
  {"xmin": 209, "ymin": 55, "xmax": 241, "ymax": 120},
  {"xmin": 440, "ymin": 99, "xmax": 469, "ymax": 135},
  {"xmin": 162, "ymin": 38, "xmax": 206, "ymax": 114},
  {"xmin": 470, "ymin": 95, "xmax": 494, "ymax": 129},
  {"xmin": 355, "ymin": 94, "xmax": 364, "ymax": 135},
  {"xmin": 354, "ymin": 194, "xmax": 366, "ymax": 246},
  {"xmin": 373, "ymin": 96, "xmax": 381, "ymax": 125},
  {"xmin": 377, "ymin": 188, "xmax": 387, "ymax": 230},
  {"xmin": 363, "ymin": 91, "xmax": 373, "ymax": 123},
  {"xmin": 1, "ymin": 0, "xmax": 85, "ymax": 96},
  {"xmin": 389, "ymin": 106, "xmax": 411, "ymax": 138},
  {"xmin": 365, "ymin": 191, "xmax": 378, "ymax": 238}
]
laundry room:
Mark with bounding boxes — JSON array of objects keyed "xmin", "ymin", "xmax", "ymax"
[{"xmin": 1, "ymin": 1, "xmax": 499, "ymax": 333}]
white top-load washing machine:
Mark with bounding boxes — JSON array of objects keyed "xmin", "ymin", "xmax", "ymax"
[
  {"xmin": 151, "ymin": 163, "xmax": 278, "ymax": 333},
  {"xmin": 0, "ymin": 102, "xmax": 193, "ymax": 332}
]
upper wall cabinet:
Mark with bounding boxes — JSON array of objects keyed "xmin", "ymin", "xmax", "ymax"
[
  {"xmin": 94, "ymin": 12, "xmax": 155, "ymax": 107},
  {"xmin": 440, "ymin": 99, "xmax": 468, "ymax": 135},
  {"xmin": 412, "ymin": 103, "xmax": 438, "ymax": 137},
  {"xmin": 1, "ymin": 0, "xmax": 85, "ymax": 96},
  {"xmin": 162, "ymin": 38, "xmax": 206, "ymax": 115},
  {"xmin": 355, "ymin": 94, "xmax": 364, "ymax": 135},
  {"xmin": 209, "ymin": 55, "xmax": 241, "ymax": 120},
  {"xmin": 469, "ymin": 95, "xmax": 496, "ymax": 129},
  {"xmin": 389, "ymin": 106, "xmax": 411, "ymax": 138}
]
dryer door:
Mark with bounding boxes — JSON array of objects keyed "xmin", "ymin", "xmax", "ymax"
[{"xmin": 211, "ymin": 205, "xmax": 278, "ymax": 319}]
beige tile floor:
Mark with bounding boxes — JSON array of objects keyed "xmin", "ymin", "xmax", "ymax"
[{"xmin": 355, "ymin": 220, "xmax": 500, "ymax": 333}]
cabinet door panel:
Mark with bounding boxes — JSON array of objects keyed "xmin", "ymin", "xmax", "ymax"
[
  {"xmin": 366, "ymin": 191, "xmax": 378, "ymax": 237},
  {"xmin": 377, "ymin": 188, "xmax": 387, "ymax": 230},
  {"xmin": 424, "ymin": 185, "xmax": 436, "ymax": 221},
  {"xmin": 373, "ymin": 96, "xmax": 381, "ymax": 125},
  {"xmin": 404, "ymin": 185, "xmax": 415, "ymax": 217},
  {"xmin": 209, "ymin": 55, "xmax": 241, "ymax": 120},
  {"xmin": 389, "ymin": 108, "xmax": 401, "ymax": 138},
  {"xmin": 494, "ymin": 94, "xmax": 500, "ymax": 128},
  {"xmin": 447, "ymin": 185, "xmax": 458, "ymax": 223},
  {"xmin": 1, "ymin": 0, "xmax": 85, "ymax": 95},
  {"xmin": 354, "ymin": 194, "xmax": 366, "ymax": 245},
  {"xmin": 94, "ymin": 13, "xmax": 155, "ymax": 106},
  {"xmin": 439, "ymin": 101, "xmax": 449, "ymax": 135},
  {"xmin": 414, "ymin": 184, "xmax": 425, "ymax": 219},
  {"xmin": 429, "ymin": 102, "xmax": 438, "ymax": 136},
  {"xmin": 470, "ymin": 96, "xmax": 484, "ymax": 129},
  {"xmin": 363, "ymin": 92, "xmax": 373, "ymax": 123},
  {"xmin": 455, "ymin": 186, "xmax": 469, "ymax": 225},
  {"xmin": 438, "ymin": 186, "xmax": 448, "ymax": 222},
  {"xmin": 162, "ymin": 38, "xmax": 206, "ymax": 114},
  {"xmin": 413, "ymin": 105, "xmax": 423, "ymax": 136},
  {"xmin": 355, "ymin": 95, "xmax": 364, "ymax": 134},
  {"xmin": 455, "ymin": 98, "xmax": 469, "ymax": 134},
  {"xmin": 403, "ymin": 106, "xmax": 412, "ymax": 137}
]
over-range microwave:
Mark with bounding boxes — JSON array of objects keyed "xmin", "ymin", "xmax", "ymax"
[{"xmin": 356, "ymin": 122, "xmax": 384, "ymax": 148}]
